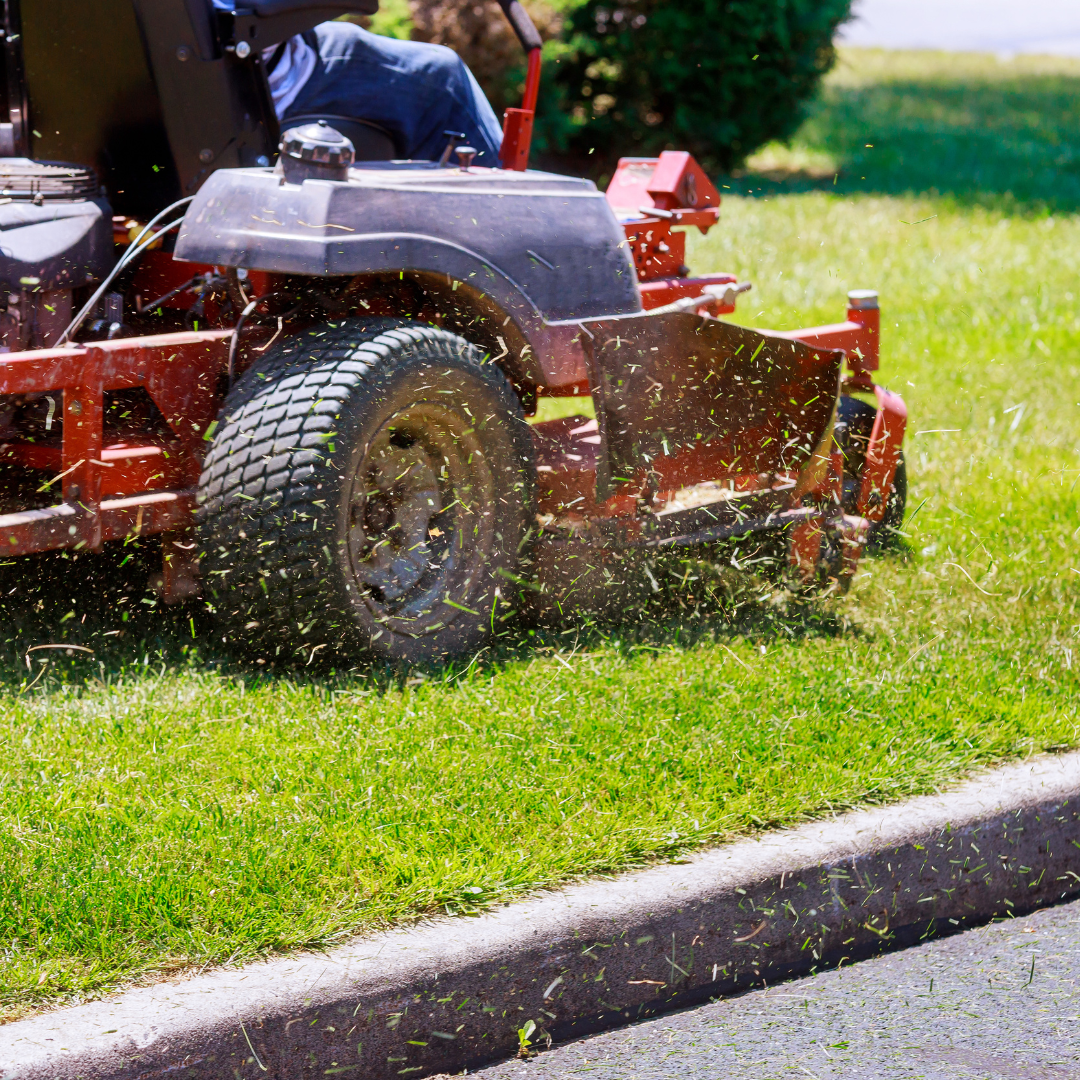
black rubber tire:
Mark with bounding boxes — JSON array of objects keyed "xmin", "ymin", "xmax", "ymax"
[
  {"xmin": 835, "ymin": 394, "xmax": 907, "ymax": 552},
  {"xmin": 197, "ymin": 319, "xmax": 536, "ymax": 664}
]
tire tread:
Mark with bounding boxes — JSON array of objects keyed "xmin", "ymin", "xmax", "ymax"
[{"xmin": 198, "ymin": 318, "xmax": 532, "ymax": 661}]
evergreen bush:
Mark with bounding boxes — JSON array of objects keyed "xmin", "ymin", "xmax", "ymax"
[
  {"xmin": 365, "ymin": 0, "xmax": 853, "ymax": 173},
  {"xmin": 550, "ymin": 0, "xmax": 853, "ymax": 172}
]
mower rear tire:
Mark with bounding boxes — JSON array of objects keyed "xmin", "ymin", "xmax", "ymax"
[
  {"xmin": 835, "ymin": 394, "xmax": 907, "ymax": 551},
  {"xmin": 197, "ymin": 319, "xmax": 536, "ymax": 664}
]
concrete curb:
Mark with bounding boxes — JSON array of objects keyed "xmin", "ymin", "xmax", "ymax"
[{"xmin": 5, "ymin": 751, "xmax": 1080, "ymax": 1080}]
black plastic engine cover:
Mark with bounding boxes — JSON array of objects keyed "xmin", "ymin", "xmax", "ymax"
[
  {"xmin": 174, "ymin": 163, "xmax": 642, "ymax": 322},
  {"xmin": 0, "ymin": 197, "xmax": 113, "ymax": 290}
]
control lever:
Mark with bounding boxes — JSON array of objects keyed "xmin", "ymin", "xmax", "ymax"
[
  {"xmin": 439, "ymin": 130, "xmax": 468, "ymax": 167},
  {"xmin": 701, "ymin": 281, "xmax": 753, "ymax": 308},
  {"xmin": 644, "ymin": 281, "xmax": 753, "ymax": 317}
]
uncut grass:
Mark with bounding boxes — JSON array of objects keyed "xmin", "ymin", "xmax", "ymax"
[
  {"xmin": 4, "ymin": 49, "xmax": 1080, "ymax": 1016},
  {"xmin": 732, "ymin": 48, "xmax": 1080, "ymax": 211}
]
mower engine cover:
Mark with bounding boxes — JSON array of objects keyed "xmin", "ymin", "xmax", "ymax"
[
  {"xmin": 174, "ymin": 162, "xmax": 641, "ymax": 322},
  {"xmin": 0, "ymin": 159, "xmax": 113, "ymax": 290}
]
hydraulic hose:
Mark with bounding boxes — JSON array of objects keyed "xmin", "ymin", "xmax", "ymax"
[{"xmin": 54, "ymin": 196, "xmax": 195, "ymax": 347}]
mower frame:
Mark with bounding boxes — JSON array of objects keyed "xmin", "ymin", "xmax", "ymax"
[{"xmin": 0, "ymin": 0, "xmax": 906, "ymax": 633}]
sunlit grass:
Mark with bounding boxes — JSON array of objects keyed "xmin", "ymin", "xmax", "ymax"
[
  {"xmin": 733, "ymin": 47, "xmax": 1080, "ymax": 209},
  {"xmin": 533, "ymin": 394, "xmax": 595, "ymax": 423},
  {"xmin": 691, "ymin": 190, "xmax": 1080, "ymax": 669},
  {"xmin": 2, "ymin": 48, "xmax": 1080, "ymax": 1018}
]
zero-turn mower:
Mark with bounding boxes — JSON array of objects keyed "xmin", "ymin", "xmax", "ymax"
[{"xmin": 0, "ymin": 0, "xmax": 907, "ymax": 663}]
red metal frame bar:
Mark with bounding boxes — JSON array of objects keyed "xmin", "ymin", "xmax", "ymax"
[
  {"xmin": 0, "ymin": 330, "xmax": 230, "ymax": 559},
  {"xmin": 778, "ymin": 299, "xmax": 880, "ymax": 379},
  {"xmin": 780, "ymin": 302, "xmax": 905, "ymax": 544},
  {"xmin": 500, "ymin": 47, "xmax": 542, "ymax": 172},
  {"xmin": 639, "ymin": 274, "xmax": 737, "ymax": 313},
  {"xmin": 854, "ymin": 383, "xmax": 907, "ymax": 523},
  {"xmin": 780, "ymin": 300, "xmax": 906, "ymax": 524}
]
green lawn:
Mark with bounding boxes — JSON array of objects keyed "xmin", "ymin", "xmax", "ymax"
[{"xmin": 3, "ymin": 47, "xmax": 1080, "ymax": 1019}]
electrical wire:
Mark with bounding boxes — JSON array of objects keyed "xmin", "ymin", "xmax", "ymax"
[
  {"xmin": 126, "ymin": 196, "xmax": 195, "ymax": 251},
  {"xmin": 228, "ymin": 298, "xmax": 260, "ymax": 387},
  {"xmin": 227, "ymin": 292, "xmax": 285, "ymax": 386},
  {"xmin": 56, "ymin": 215, "xmax": 188, "ymax": 345},
  {"xmin": 54, "ymin": 196, "xmax": 195, "ymax": 347}
]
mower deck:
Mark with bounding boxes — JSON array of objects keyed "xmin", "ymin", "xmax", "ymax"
[{"xmin": 0, "ymin": 286, "xmax": 904, "ymax": 605}]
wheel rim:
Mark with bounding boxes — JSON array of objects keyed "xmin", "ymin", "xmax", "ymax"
[{"xmin": 346, "ymin": 402, "xmax": 496, "ymax": 637}]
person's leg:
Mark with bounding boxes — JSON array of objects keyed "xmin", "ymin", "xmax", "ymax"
[{"xmin": 285, "ymin": 22, "xmax": 504, "ymax": 165}]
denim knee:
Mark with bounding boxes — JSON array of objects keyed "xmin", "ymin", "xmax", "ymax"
[{"xmin": 291, "ymin": 21, "xmax": 504, "ymax": 162}]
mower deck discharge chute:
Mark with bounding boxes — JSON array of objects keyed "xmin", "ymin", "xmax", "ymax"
[{"xmin": 0, "ymin": 0, "xmax": 907, "ymax": 663}]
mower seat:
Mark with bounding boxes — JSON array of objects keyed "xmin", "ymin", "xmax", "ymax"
[
  {"xmin": 7, "ymin": 0, "xmax": 380, "ymax": 216},
  {"xmin": 285, "ymin": 114, "xmax": 398, "ymax": 161}
]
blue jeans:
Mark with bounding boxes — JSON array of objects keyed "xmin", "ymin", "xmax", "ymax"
[{"xmin": 285, "ymin": 23, "xmax": 505, "ymax": 165}]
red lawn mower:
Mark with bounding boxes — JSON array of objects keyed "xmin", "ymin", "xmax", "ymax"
[{"xmin": 0, "ymin": 0, "xmax": 906, "ymax": 663}]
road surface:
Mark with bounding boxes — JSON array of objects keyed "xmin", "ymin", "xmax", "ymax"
[
  {"xmin": 838, "ymin": 0, "xmax": 1080, "ymax": 57},
  {"xmin": 479, "ymin": 897, "xmax": 1080, "ymax": 1079}
]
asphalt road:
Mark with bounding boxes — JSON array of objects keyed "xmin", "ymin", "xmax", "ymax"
[
  {"xmin": 838, "ymin": 0, "xmax": 1080, "ymax": 57},
  {"xmin": 477, "ymin": 898, "xmax": 1080, "ymax": 1079}
]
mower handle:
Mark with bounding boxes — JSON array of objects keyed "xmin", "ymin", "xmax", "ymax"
[
  {"xmin": 494, "ymin": 0, "xmax": 542, "ymax": 170},
  {"xmin": 496, "ymin": 0, "xmax": 543, "ymax": 54}
]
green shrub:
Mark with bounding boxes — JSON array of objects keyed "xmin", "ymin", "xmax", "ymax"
[
  {"xmin": 543, "ymin": 0, "xmax": 853, "ymax": 173},
  {"xmin": 359, "ymin": 0, "xmax": 851, "ymax": 174}
]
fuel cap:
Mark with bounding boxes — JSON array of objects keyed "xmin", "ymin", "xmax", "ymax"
[{"xmin": 279, "ymin": 120, "xmax": 354, "ymax": 182}]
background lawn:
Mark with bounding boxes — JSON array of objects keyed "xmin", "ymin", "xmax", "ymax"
[{"xmin": 2, "ymin": 48, "xmax": 1080, "ymax": 1019}]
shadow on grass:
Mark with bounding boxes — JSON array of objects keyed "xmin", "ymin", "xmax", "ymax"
[
  {"xmin": 0, "ymin": 535, "xmax": 870, "ymax": 693},
  {"xmin": 725, "ymin": 66, "xmax": 1080, "ymax": 212},
  {"xmin": 0, "ymin": 540, "xmax": 209, "ymax": 686}
]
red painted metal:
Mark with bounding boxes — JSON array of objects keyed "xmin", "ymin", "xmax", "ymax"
[
  {"xmin": 789, "ymin": 509, "xmax": 871, "ymax": 589},
  {"xmin": 530, "ymin": 411, "xmax": 872, "ymax": 582},
  {"xmin": 0, "ymin": 489, "xmax": 195, "ymax": 557},
  {"xmin": 500, "ymin": 47, "xmax": 542, "ymax": 171},
  {"xmin": 639, "ymin": 274, "xmax": 737, "ymax": 313},
  {"xmin": 157, "ymin": 529, "xmax": 202, "ymax": 602},
  {"xmin": 533, "ymin": 414, "xmax": 603, "ymax": 516},
  {"xmin": 606, "ymin": 153, "xmax": 721, "ymax": 216},
  {"xmin": 607, "ymin": 158, "xmax": 729, "ymax": 304},
  {"xmin": 100, "ymin": 490, "xmax": 196, "ymax": 544},
  {"xmin": 131, "ymin": 250, "xmax": 205, "ymax": 312},
  {"xmin": 0, "ymin": 140, "xmax": 905, "ymax": 608},
  {"xmin": 623, "ymin": 217, "xmax": 691, "ymax": 280},
  {"xmin": 500, "ymin": 109, "xmax": 534, "ymax": 172},
  {"xmin": 522, "ymin": 46, "xmax": 542, "ymax": 113},
  {"xmin": 643, "ymin": 152, "xmax": 721, "ymax": 212},
  {"xmin": 545, "ymin": 150, "xmax": 906, "ymax": 590},
  {"xmin": 0, "ymin": 330, "xmax": 230, "ymax": 564},
  {"xmin": 122, "ymin": 248, "xmax": 275, "ymax": 315},
  {"xmin": 789, "ymin": 515, "xmax": 825, "ymax": 577},
  {"xmin": 784, "ymin": 445, "xmax": 868, "ymax": 587},
  {"xmin": 776, "ymin": 301, "xmax": 903, "ymax": 529},
  {"xmin": 532, "ymin": 414, "xmax": 801, "ymax": 526},
  {"xmin": 531, "ymin": 312, "xmax": 843, "ymax": 542},
  {"xmin": 618, "ymin": 212, "xmax": 718, "ymax": 280},
  {"xmin": 4, "ymin": 440, "xmax": 188, "ymax": 496},
  {"xmin": 839, "ymin": 513, "xmax": 870, "ymax": 579},
  {"xmin": 855, "ymin": 383, "xmax": 907, "ymax": 523},
  {"xmin": 780, "ymin": 301, "xmax": 880, "ymax": 373}
]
